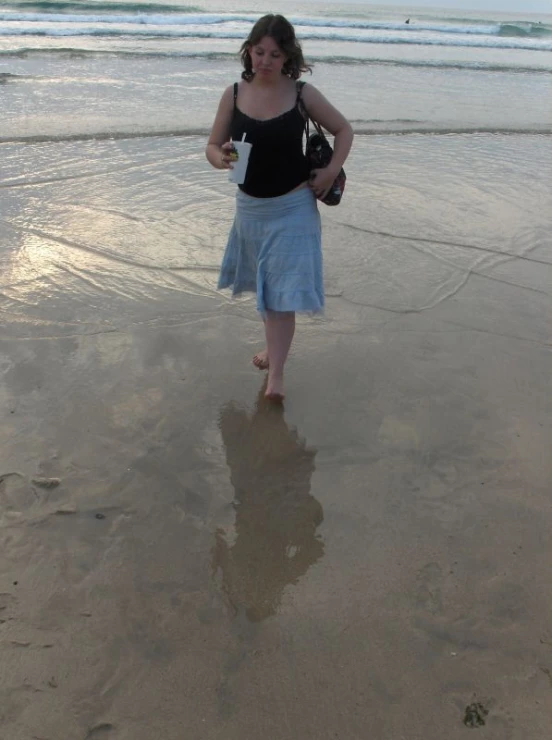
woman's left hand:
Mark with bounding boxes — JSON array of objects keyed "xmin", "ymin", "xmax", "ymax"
[{"xmin": 309, "ymin": 167, "xmax": 338, "ymax": 199}]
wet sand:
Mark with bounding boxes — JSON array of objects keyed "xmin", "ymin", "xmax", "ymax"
[{"xmin": 1, "ymin": 135, "xmax": 551, "ymax": 739}]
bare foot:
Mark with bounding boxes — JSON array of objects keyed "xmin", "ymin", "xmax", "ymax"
[
  {"xmin": 265, "ymin": 372, "xmax": 284, "ymax": 403},
  {"xmin": 252, "ymin": 349, "xmax": 269, "ymax": 370}
]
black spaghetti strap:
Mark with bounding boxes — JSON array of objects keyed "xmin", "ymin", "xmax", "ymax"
[
  {"xmin": 296, "ymin": 80, "xmax": 309, "ymax": 134},
  {"xmin": 233, "ymin": 82, "xmax": 238, "ymax": 108}
]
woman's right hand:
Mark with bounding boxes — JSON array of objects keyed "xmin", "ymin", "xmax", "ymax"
[{"xmin": 220, "ymin": 141, "xmax": 236, "ymax": 169}]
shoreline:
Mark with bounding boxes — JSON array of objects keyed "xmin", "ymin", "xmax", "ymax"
[{"xmin": 2, "ymin": 124, "xmax": 552, "ymax": 146}]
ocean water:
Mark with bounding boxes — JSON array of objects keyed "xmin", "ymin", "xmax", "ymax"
[
  {"xmin": 0, "ymin": 1, "xmax": 551, "ymax": 336},
  {"xmin": 1, "ymin": 0, "xmax": 551, "ymax": 140}
]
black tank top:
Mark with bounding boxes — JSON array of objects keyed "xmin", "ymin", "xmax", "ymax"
[{"xmin": 230, "ymin": 81, "xmax": 310, "ymax": 198}]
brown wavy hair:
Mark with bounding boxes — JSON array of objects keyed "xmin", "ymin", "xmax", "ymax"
[{"xmin": 240, "ymin": 14, "xmax": 312, "ymax": 81}]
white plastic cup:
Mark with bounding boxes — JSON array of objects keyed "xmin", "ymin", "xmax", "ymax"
[{"xmin": 228, "ymin": 141, "xmax": 253, "ymax": 185}]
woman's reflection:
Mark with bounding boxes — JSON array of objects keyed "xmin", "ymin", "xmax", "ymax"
[{"xmin": 212, "ymin": 387, "xmax": 324, "ymax": 622}]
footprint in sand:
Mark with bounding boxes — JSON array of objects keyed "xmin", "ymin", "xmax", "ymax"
[
  {"xmin": 415, "ymin": 561, "xmax": 444, "ymax": 614},
  {"xmin": 0, "ymin": 472, "xmax": 36, "ymax": 513},
  {"xmin": 0, "ymin": 472, "xmax": 62, "ymax": 519},
  {"xmin": 0, "ymin": 592, "xmax": 17, "ymax": 624}
]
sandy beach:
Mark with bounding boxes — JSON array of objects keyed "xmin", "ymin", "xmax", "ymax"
[
  {"xmin": 1, "ymin": 127, "xmax": 551, "ymax": 738},
  {"xmin": 1, "ymin": 1, "xmax": 552, "ymax": 735}
]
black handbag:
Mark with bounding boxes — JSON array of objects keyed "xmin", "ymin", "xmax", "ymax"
[{"xmin": 298, "ymin": 83, "xmax": 346, "ymax": 206}]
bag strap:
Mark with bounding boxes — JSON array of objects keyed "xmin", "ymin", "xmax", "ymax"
[
  {"xmin": 296, "ymin": 80, "xmax": 310, "ymax": 140},
  {"xmin": 295, "ymin": 80, "xmax": 306, "ymax": 103},
  {"xmin": 296, "ymin": 80, "xmax": 325, "ymax": 141}
]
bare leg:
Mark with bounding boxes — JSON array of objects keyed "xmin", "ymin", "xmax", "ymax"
[
  {"xmin": 264, "ymin": 310, "xmax": 295, "ymax": 401},
  {"xmin": 252, "ymin": 317, "xmax": 268, "ymax": 370}
]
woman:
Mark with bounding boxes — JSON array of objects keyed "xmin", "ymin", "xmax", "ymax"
[{"xmin": 206, "ymin": 14, "xmax": 353, "ymax": 402}]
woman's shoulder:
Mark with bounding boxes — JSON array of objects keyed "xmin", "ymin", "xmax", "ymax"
[
  {"xmin": 217, "ymin": 83, "xmax": 237, "ymax": 109},
  {"xmin": 297, "ymin": 81, "xmax": 325, "ymax": 113},
  {"xmin": 222, "ymin": 83, "xmax": 237, "ymax": 97},
  {"xmin": 298, "ymin": 80, "xmax": 320, "ymax": 98}
]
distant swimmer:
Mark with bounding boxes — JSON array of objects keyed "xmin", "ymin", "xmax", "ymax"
[{"xmin": 405, "ymin": 18, "xmax": 410, "ymax": 24}]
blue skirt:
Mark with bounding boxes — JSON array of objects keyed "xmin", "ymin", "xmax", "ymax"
[{"xmin": 218, "ymin": 187, "xmax": 324, "ymax": 314}]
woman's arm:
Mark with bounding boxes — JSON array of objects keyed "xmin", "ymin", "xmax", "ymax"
[
  {"xmin": 205, "ymin": 85, "xmax": 236, "ymax": 170},
  {"xmin": 302, "ymin": 83, "xmax": 354, "ymax": 180}
]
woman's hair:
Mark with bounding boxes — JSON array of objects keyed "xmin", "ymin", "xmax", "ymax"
[{"xmin": 240, "ymin": 14, "xmax": 312, "ymax": 81}]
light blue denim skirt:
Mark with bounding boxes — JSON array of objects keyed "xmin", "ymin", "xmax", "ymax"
[{"xmin": 218, "ymin": 187, "xmax": 324, "ymax": 314}]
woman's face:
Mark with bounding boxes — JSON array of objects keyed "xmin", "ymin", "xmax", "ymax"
[{"xmin": 248, "ymin": 35, "xmax": 287, "ymax": 78}]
